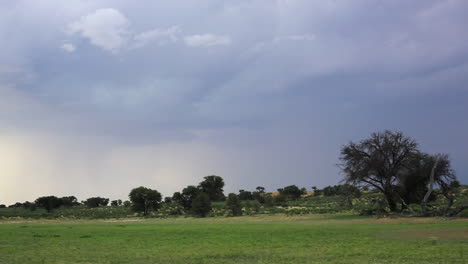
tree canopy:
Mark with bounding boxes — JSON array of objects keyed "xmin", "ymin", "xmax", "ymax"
[
  {"xmin": 35, "ymin": 196, "xmax": 62, "ymax": 213},
  {"xmin": 83, "ymin": 197, "xmax": 109, "ymax": 208},
  {"xmin": 277, "ymin": 185, "xmax": 303, "ymax": 200},
  {"xmin": 129, "ymin": 187, "xmax": 162, "ymax": 216},
  {"xmin": 198, "ymin": 175, "xmax": 225, "ymax": 201},
  {"xmin": 339, "ymin": 130, "xmax": 457, "ymax": 212}
]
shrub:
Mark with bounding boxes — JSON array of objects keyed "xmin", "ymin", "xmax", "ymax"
[
  {"xmin": 191, "ymin": 192, "xmax": 212, "ymax": 217},
  {"xmin": 225, "ymin": 193, "xmax": 242, "ymax": 216}
]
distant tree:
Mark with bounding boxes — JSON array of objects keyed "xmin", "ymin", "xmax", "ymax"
[
  {"xmin": 312, "ymin": 186, "xmax": 322, "ymax": 196},
  {"xmin": 256, "ymin": 186, "xmax": 265, "ymax": 193},
  {"xmin": 225, "ymin": 193, "xmax": 243, "ymax": 216},
  {"xmin": 164, "ymin": 197, "xmax": 173, "ymax": 203},
  {"xmin": 191, "ymin": 192, "xmax": 212, "ymax": 217},
  {"xmin": 123, "ymin": 200, "xmax": 131, "ymax": 208},
  {"xmin": 198, "ymin": 175, "xmax": 225, "ymax": 201},
  {"xmin": 128, "ymin": 187, "xmax": 162, "ymax": 216},
  {"xmin": 61, "ymin": 196, "xmax": 79, "ymax": 207},
  {"xmin": 0, "ymin": 204, "xmax": 5, "ymax": 208},
  {"xmin": 172, "ymin": 192, "xmax": 184, "ymax": 205},
  {"xmin": 22, "ymin": 201, "xmax": 37, "ymax": 211},
  {"xmin": 35, "ymin": 196, "xmax": 62, "ymax": 213},
  {"xmin": 253, "ymin": 191, "xmax": 266, "ymax": 204},
  {"xmin": 83, "ymin": 197, "xmax": 109, "ymax": 208},
  {"xmin": 278, "ymin": 185, "xmax": 302, "ymax": 200},
  {"xmin": 238, "ymin": 190, "xmax": 254, "ymax": 200},
  {"xmin": 110, "ymin": 199, "xmax": 123, "ymax": 206},
  {"xmin": 322, "ymin": 186, "xmax": 337, "ymax": 196},
  {"xmin": 10, "ymin": 202, "xmax": 23, "ymax": 208},
  {"xmin": 252, "ymin": 187, "xmax": 266, "ymax": 203},
  {"xmin": 179, "ymin": 185, "xmax": 201, "ymax": 210}
]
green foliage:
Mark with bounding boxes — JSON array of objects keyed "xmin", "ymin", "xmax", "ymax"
[
  {"xmin": 191, "ymin": 192, "xmax": 212, "ymax": 217},
  {"xmin": 277, "ymin": 185, "xmax": 302, "ymax": 200},
  {"xmin": 198, "ymin": 175, "xmax": 225, "ymax": 201},
  {"xmin": 159, "ymin": 202, "xmax": 184, "ymax": 216},
  {"xmin": 128, "ymin": 187, "xmax": 162, "ymax": 216},
  {"xmin": 177, "ymin": 185, "xmax": 200, "ymax": 210},
  {"xmin": 83, "ymin": 197, "xmax": 109, "ymax": 208},
  {"xmin": 60, "ymin": 196, "xmax": 80, "ymax": 207},
  {"xmin": 238, "ymin": 189, "xmax": 254, "ymax": 200},
  {"xmin": 339, "ymin": 130, "xmax": 457, "ymax": 212},
  {"xmin": 0, "ymin": 207, "xmax": 48, "ymax": 218},
  {"xmin": 52, "ymin": 206, "xmax": 132, "ymax": 219},
  {"xmin": 263, "ymin": 194, "xmax": 274, "ymax": 207},
  {"xmin": 110, "ymin": 199, "xmax": 122, "ymax": 206},
  {"xmin": 225, "ymin": 193, "xmax": 242, "ymax": 216},
  {"xmin": 273, "ymin": 194, "xmax": 287, "ymax": 206},
  {"xmin": 2, "ymin": 185, "xmax": 467, "ymax": 219},
  {"xmin": 35, "ymin": 196, "xmax": 62, "ymax": 213}
]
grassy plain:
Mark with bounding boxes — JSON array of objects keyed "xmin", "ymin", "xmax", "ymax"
[{"xmin": 1, "ymin": 215, "xmax": 467, "ymax": 264}]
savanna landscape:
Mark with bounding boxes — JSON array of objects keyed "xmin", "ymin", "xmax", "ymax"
[
  {"xmin": 2, "ymin": 1, "xmax": 468, "ymax": 263},
  {"xmin": 1, "ymin": 131, "xmax": 468, "ymax": 263}
]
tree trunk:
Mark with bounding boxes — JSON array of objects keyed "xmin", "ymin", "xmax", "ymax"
[
  {"xmin": 400, "ymin": 197, "xmax": 416, "ymax": 215},
  {"xmin": 421, "ymin": 157, "xmax": 439, "ymax": 215},
  {"xmin": 384, "ymin": 192, "xmax": 397, "ymax": 212}
]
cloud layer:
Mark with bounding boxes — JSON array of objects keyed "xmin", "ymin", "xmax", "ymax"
[{"xmin": 0, "ymin": 0, "xmax": 467, "ymax": 204}]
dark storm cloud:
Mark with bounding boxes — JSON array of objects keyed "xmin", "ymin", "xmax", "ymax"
[{"xmin": 0, "ymin": 0, "xmax": 467, "ymax": 204}]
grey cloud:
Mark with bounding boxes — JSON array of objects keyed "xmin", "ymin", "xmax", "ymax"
[
  {"xmin": 60, "ymin": 43, "xmax": 76, "ymax": 52},
  {"xmin": 67, "ymin": 8, "xmax": 130, "ymax": 52},
  {"xmin": 0, "ymin": 0, "xmax": 467, "ymax": 204},
  {"xmin": 131, "ymin": 26, "xmax": 181, "ymax": 48},
  {"xmin": 184, "ymin": 34, "xmax": 231, "ymax": 47}
]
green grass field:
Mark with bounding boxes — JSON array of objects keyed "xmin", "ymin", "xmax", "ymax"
[{"xmin": 0, "ymin": 215, "xmax": 467, "ymax": 264}]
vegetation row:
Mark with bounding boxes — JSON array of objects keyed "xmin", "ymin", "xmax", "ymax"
[{"xmin": 1, "ymin": 130, "xmax": 467, "ymax": 219}]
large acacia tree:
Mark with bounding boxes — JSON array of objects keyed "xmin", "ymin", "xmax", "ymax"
[
  {"xmin": 339, "ymin": 130, "xmax": 420, "ymax": 212},
  {"xmin": 339, "ymin": 130, "xmax": 458, "ymax": 213}
]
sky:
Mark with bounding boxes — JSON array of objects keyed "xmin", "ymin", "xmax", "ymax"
[{"xmin": 1, "ymin": 0, "xmax": 467, "ymax": 205}]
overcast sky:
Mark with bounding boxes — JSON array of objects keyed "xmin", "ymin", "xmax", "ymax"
[{"xmin": 1, "ymin": 0, "xmax": 467, "ymax": 204}]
